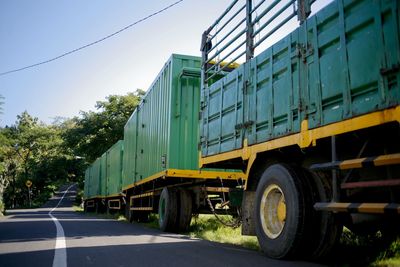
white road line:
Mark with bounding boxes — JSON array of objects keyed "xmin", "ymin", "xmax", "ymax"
[{"xmin": 49, "ymin": 184, "xmax": 75, "ymax": 267}]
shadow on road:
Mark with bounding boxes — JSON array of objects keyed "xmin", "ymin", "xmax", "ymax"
[{"xmin": 0, "ymin": 184, "xmax": 324, "ymax": 267}]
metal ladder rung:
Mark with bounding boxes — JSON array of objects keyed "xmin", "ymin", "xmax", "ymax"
[
  {"xmin": 310, "ymin": 153, "xmax": 400, "ymax": 171},
  {"xmin": 314, "ymin": 202, "xmax": 400, "ymax": 214},
  {"xmin": 341, "ymin": 179, "xmax": 400, "ymax": 189},
  {"xmin": 130, "ymin": 207, "xmax": 153, "ymax": 211}
]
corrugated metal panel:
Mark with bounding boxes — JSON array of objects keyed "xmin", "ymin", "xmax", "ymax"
[
  {"xmin": 305, "ymin": 0, "xmax": 400, "ymax": 128},
  {"xmin": 122, "ymin": 54, "xmax": 201, "ymax": 187},
  {"xmin": 123, "ymin": 112, "xmax": 138, "ymax": 188},
  {"xmin": 100, "ymin": 153, "xmax": 107, "ymax": 196},
  {"xmin": 106, "ymin": 140, "xmax": 124, "ymax": 196},
  {"xmin": 84, "ymin": 168, "xmax": 90, "ymax": 198},
  {"xmin": 201, "ymin": 65, "xmax": 245, "ymax": 156},
  {"xmin": 171, "ymin": 67, "xmax": 201, "ymax": 169},
  {"xmin": 89, "ymin": 158, "xmax": 101, "ymax": 197},
  {"xmin": 201, "ymin": 0, "xmax": 400, "ymax": 156},
  {"xmin": 246, "ymin": 30, "xmax": 301, "ymax": 145}
]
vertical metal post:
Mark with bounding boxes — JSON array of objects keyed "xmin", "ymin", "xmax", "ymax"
[
  {"xmin": 28, "ymin": 187, "xmax": 31, "ymax": 207},
  {"xmin": 201, "ymin": 29, "xmax": 211, "ymax": 89},
  {"xmin": 331, "ymin": 136, "xmax": 339, "ymax": 202},
  {"xmin": 297, "ymin": 0, "xmax": 311, "ymax": 24},
  {"xmin": 246, "ymin": 0, "xmax": 254, "ymax": 61}
]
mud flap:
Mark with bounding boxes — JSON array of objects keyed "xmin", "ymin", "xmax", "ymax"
[{"xmin": 241, "ymin": 191, "xmax": 256, "ymax": 236}]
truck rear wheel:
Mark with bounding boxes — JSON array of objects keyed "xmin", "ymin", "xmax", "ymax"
[
  {"xmin": 177, "ymin": 188, "xmax": 192, "ymax": 232},
  {"xmin": 255, "ymin": 163, "xmax": 308, "ymax": 259},
  {"xmin": 158, "ymin": 187, "xmax": 178, "ymax": 232},
  {"xmin": 302, "ymin": 170, "xmax": 341, "ymax": 259}
]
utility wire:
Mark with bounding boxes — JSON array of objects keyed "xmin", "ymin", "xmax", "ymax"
[{"xmin": 0, "ymin": 0, "xmax": 184, "ymax": 77}]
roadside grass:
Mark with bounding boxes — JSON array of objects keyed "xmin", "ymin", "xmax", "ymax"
[
  {"xmin": 78, "ymin": 209, "xmax": 400, "ymax": 265},
  {"xmin": 143, "ymin": 214, "xmax": 259, "ymax": 250},
  {"xmin": 187, "ymin": 215, "xmax": 259, "ymax": 250},
  {"xmin": 149, "ymin": 214, "xmax": 399, "ymax": 265},
  {"xmin": 72, "ymin": 205, "xmax": 84, "ymax": 212},
  {"xmin": 333, "ymin": 227, "xmax": 400, "ymax": 266},
  {"xmin": 335, "ymin": 228, "xmax": 400, "ymax": 266},
  {"xmin": 77, "ymin": 209, "xmax": 127, "ymax": 222}
]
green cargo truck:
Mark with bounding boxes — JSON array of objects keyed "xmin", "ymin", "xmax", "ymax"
[
  {"xmin": 122, "ymin": 54, "xmax": 243, "ymax": 228},
  {"xmin": 84, "ymin": 157, "xmax": 102, "ymax": 212},
  {"xmin": 83, "ymin": 141, "xmax": 124, "ymax": 213},
  {"xmin": 199, "ymin": 0, "xmax": 400, "ymax": 259},
  {"xmin": 106, "ymin": 140, "xmax": 124, "ymax": 212},
  {"xmin": 83, "ymin": 0, "xmax": 399, "ymax": 260}
]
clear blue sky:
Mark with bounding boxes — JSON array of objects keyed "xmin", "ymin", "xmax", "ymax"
[
  {"xmin": 0, "ymin": 0, "xmax": 232, "ymax": 126},
  {"xmin": 0, "ymin": 0, "xmax": 331, "ymax": 127}
]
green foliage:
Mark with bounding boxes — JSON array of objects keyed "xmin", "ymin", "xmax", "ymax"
[
  {"xmin": 1, "ymin": 111, "xmax": 83, "ymax": 208},
  {"xmin": 0, "ymin": 90, "xmax": 144, "ymax": 209},
  {"xmin": 374, "ymin": 238, "xmax": 400, "ymax": 266},
  {"xmin": 63, "ymin": 90, "xmax": 144, "ymax": 162},
  {"xmin": 331, "ymin": 227, "xmax": 400, "ymax": 266},
  {"xmin": 188, "ymin": 215, "xmax": 260, "ymax": 250}
]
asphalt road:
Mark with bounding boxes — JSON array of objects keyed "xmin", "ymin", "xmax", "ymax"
[{"xmin": 0, "ymin": 185, "xmax": 323, "ymax": 267}]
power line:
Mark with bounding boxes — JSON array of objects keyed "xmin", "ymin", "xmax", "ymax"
[{"xmin": 0, "ymin": 0, "xmax": 184, "ymax": 77}]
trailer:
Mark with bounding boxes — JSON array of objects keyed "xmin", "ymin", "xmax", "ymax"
[
  {"xmin": 199, "ymin": 0, "xmax": 400, "ymax": 259},
  {"xmin": 84, "ymin": 157, "xmax": 102, "ymax": 212},
  {"xmin": 83, "ymin": 0, "xmax": 400, "ymax": 260},
  {"xmin": 121, "ymin": 54, "xmax": 245, "ymax": 230},
  {"xmin": 84, "ymin": 141, "xmax": 125, "ymax": 213}
]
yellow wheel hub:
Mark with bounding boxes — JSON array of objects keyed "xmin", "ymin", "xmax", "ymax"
[
  {"xmin": 277, "ymin": 197, "xmax": 286, "ymax": 222},
  {"xmin": 260, "ymin": 184, "xmax": 286, "ymax": 239}
]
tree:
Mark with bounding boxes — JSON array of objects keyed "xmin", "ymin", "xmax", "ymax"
[
  {"xmin": 1, "ymin": 111, "xmax": 79, "ymax": 208},
  {"xmin": 0, "ymin": 90, "xmax": 145, "ymax": 210},
  {"xmin": 64, "ymin": 90, "xmax": 144, "ymax": 162},
  {"xmin": 0, "ymin": 129, "xmax": 14, "ymax": 213}
]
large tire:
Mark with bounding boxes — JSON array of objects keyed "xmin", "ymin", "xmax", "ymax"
[
  {"xmin": 158, "ymin": 187, "xmax": 178, "ymax": 232},
  {"xmin": 125, "ymin": 197, "xmax": 134, "ymax": 223},
  {"xmin": 254, "ymin": 163, "xmax": 308, "ymax": 259},
  {"xmin": 301, "ymin": 170, "xmax": 342, "ymax": 259},
  {"xmin": 124, "ymin": 196, "xmax": 130, "ymax": 221},
  {"xmin": 106, "ymin": 201, "xmax": 110, "ymax": 214},
  {"xmin": 176, "ymin": 189, "xmax": 193, "ymax": 232}
]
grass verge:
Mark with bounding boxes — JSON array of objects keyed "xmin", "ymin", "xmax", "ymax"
[
  {"xmin": 187, "ymin": 215, "xmax": 259, "ymax": 250},
  {"xmin": 79, "ymin": 210, "xmax": 127, "ymax": 222},
  {"xmin": 142, "ymin": 214, "xmax": 259, "ymax": 250},
  {"xmin": 77, "ymin": 210, "xmax": 399, "ymax": 265}
]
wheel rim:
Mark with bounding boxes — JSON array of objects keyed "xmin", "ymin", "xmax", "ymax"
[{"xmin": 260, "ymin": 184, "xmax": 286, "ymax": 239}]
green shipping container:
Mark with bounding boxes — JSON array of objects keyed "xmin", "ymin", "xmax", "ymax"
[
  {"xmin": 201, "ymin": 0, "xmax": 400, "ymax": 156},
  {"xmin": 88, "ymin": 158, "xmax": 101, "ymax": 198},
  {"xmin": 123, "ymin": 54, "xmax": 201, "ymax": 188},
  {"xmin": 84, "ymin": 168, "xmax": 90, "ymax": 199},
  {"xmin": 100, "ymin": 152, "xmax": 107, "ymax": 197},
  {"xmin": 106, "ymin": 140, "xmax": 124, "ymax": 196}
]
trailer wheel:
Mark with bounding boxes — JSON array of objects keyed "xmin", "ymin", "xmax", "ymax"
[
  {"xmin": 106, "ymin": 202, "xmax": 110, "ymax": 214},
  {"xmin": 255, "ymin": 163, "xmax": 307, "ymax": 259},
  {"xmin": 158, "ymin": 187, "xmax": 178, "ymax": 232},
  {"xmin": 126, "ymin": 209, "xmax": 135, "ymax": 223},
  {"xmin": 177, "ymin": 189, "xmax": 192, "ymax": 232},
  {"xmin": 302, "ymin": 170, "xmax": 342, "ymax": 259},
  {"xmin": 124, "ymin": 197, "xmax": 133, "ymax": 222}
]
